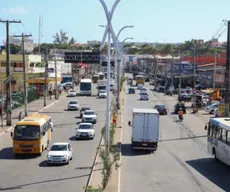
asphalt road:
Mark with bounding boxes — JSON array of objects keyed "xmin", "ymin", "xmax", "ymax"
[
  {"xmin": 0, "ymin": 84, "xmax": 110, "ymax": 192},
  {"xmin": 121, "ymin": 76, "xmax": 230, "ymax": 192}
]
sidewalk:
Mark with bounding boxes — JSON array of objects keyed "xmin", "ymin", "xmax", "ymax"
[{"xmin": 0, "ymin": 95, "xmax": 62, "ymax": 136}]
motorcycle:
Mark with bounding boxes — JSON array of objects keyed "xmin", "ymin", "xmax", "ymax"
[{"xmin": 178, "ymin": 114, "xmax": 183, "ymax": 122}]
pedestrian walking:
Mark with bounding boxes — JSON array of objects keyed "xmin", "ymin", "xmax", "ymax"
[{"xmin": 18, "ymin": 111, "xmax": 22, "ymax": 121}]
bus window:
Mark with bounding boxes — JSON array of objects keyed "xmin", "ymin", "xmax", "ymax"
[
  {"xmin": 227, "ymin": 131, "xmax": 230, "ymax": 145},
  {"xmin": 221, "ymin": 129, "xmax": 227, "ymax": 143}
]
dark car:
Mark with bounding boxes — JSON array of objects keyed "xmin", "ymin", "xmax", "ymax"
[
  {"xmin": 154, "ymin": 104, "xmax": 167, "ymax": 115},
  {"xmin": 174, "ymin": 103, "xmax": 186, "ymax": 114},
  {"xmin": 80, "ymin": 107, "xmax": 91, "ymax": 118},
  {"xmin": 128, "ymin": 88, "xmax": 135, "ymax": 94}
]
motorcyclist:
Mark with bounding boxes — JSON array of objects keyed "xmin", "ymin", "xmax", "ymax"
[{"xmin": 178, "ymin": 108, "xmax": 183, "ymax": 121}]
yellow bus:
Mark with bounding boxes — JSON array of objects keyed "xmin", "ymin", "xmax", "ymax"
[
  {"xmin": 11, "ymin": 113, "xmax": 52, "ymax": 156},
  {"xmin": 92, "ymin": 74, "xmax": 99, "ymax": 83},
  {"xmin": 136, "ymin": 75, "xmax": 145, "ymax": 86},
  {"xmin": 98, "ymin": 72, "xmax": 104, "ymax": 80}
]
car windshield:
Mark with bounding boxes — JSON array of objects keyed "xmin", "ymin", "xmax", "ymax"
[
  {"xmin": 79, "ymin": 124, "xmax": 93, "ymax": 129},
  {"xmin": 158, "ymin": 105, "xmax": 166, "ymax": 108},
  {"xmin": 100, "ymin": 90, "xmax": 106, "ymax": 93},
  {"xmin": 69, "ymin": 101, "xmax": 77, "ymax": 104},
  {"xmin": 141, "ymin": 93, "xmax": 147, "ymax": 95},
  {"xmin": 177, "ymin": 104, "xmax": 184, "ymax": 108},
  {"xmin": 84, "ymin": 111, "xmax": 95, "ymax": 115},
  {"xmin": 14, "ymin": 125, "xmax": 40, "ymax": 140},
  {"xmin": 50, "ymin": 144, "xmax": 67, "ymax": 151},
  {"xmin": 69, "ymin": 90, "xmax": 75, "ymax": 93}
]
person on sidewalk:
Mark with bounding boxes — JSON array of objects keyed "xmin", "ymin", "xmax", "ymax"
[
  {"xmin": 49, "ymin": 89, "xmax": 52, "ymax": 100},
  {"xmin": 18, "ymin": 111, "xmax": 22, "ymax": 121}
]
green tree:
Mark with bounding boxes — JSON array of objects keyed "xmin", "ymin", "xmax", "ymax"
[
  {"xmin": 53, "ymin": 30, "xmax": 69, "ymax": 44},
  {"xmin": 162, "ymin": 43, "xmax": 173, "ymax": 55},
  {"xmin": 69, "ymin": 37, "xmax": 76, "ymax": 45},
  {"xmin": 10, "ymin": 44, "xmax": 21, "ymax": 54}
]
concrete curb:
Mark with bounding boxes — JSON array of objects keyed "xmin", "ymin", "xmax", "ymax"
[{"xmin": 0, "ymin": 99, "xmax": 60, "ymax": 137}]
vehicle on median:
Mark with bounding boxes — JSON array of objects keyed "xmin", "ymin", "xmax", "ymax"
[
  {"xmin": 98, "ymin": 90, "xmax": 107, "ymax": 98},
  {"xmin": 128, "ymin": 108, "xmax": 159, "ymax": 151},
  {"xmin": 82, "ymin": 110, "xmax": 97, "ymax": 124},
  {"xmin": 205, "ymin": 117, "xmax": 230, "ymax": 165},
  {"xmin": 128, "ymin": 87, "xmax": 135, "ymax": 94},
  {"xmin": 80, "ymin": 78, "xmax": 92, "ymax": 96},
  {"xmin": 154, "ymin": 104, "xmax": 167, "ymax": 115},
  {"xmin": 11, "ymin": 113, "xmax": 52, "ymax": 156},
  {"xmin": 75, "ymin": 122, "xmax": 95, "ymax": 139},
  {"xmin": 47, "ymin": 142, "xmax": 73, "ymax": 165},
  {"xmin": 68, "ymin": 100, "xmax": 80, "ymax": 111}
]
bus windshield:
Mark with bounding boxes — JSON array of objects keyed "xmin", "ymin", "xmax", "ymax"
[
  {"xmin": 80, "ymin": 83, "xmax": 91, "ymax": 90},
  {"xmin": 14, "ymin": 125, "xmax": 40, "ymax": 140}
]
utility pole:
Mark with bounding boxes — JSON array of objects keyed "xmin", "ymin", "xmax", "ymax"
[
  {"xmin": 54, "ymin": 50, "xmax": 58, "ymax": 100},
  {"xmin": 179, "ymin": 50, "xmax": 182, "ymax": 95},
  {"xmin": 213, "ymin": 50, "xmax": 217, "ymax": 88},
  {"xmin": 0, "ymin": 19, "xmax": 21, "ymax": 126},
  {"xmin": 14, "ymin": 33, "xmax": 32, "ymax": 117},
  {"xmin": 193, "ymin": 47, "xmax": 197, "ymax": 113},
  {"xmin": 44, "ymin": 51, "xmax": 48, "ymax": 106},
  {"xmin": 164, "ymin": 62, "xmax": 167, "ymax": 95},
  {"xmin": 171, "ymin": 55, "xmax": 174, "ymax": 87},
  {"xmin": 224, "ymin": 21, "xmax": 230, "ymax": 117}
]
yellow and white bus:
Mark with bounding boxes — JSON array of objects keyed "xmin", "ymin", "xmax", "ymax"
[
  {"xmin": 11, "ymin": 113, "xmax": 52, "ymax": 156},
  {"xmin": 205, "ymin": 117, "xmax": 230, "ymax": 165},
  {"xmin": 135, "ymin": 75, "xmax": 145, "ymax": 86}
]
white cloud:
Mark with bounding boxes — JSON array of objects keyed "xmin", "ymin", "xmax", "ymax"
[{"xmin": 1, "ymin": 6, "xmax": 35, "ymax": 15}]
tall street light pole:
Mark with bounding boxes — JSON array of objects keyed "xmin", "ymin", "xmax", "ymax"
[{"xmin": 99, "ymin": 0, "xmax": 121, "ymax": 150}]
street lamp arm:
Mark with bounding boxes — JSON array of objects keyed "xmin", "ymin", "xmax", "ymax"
[
  {"xmin": 116, "ymin": 26, "xmax": 128, "ymax": 40},
  {"xmin": 110, "ymin": 25, "xmax": 120, "ymax": 52},
  {"xmin": 100, "ymin": 25, "xmax": 109, "ymax": 51},
  {"xmin": 111, "ymin": 0, "xmax": 121, "ymax": 19},
  {"xmin": 99, "ymin": 0, "xmax": 110, "ymax": 21}
]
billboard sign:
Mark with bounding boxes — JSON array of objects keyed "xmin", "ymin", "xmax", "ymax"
[{"xmin": 64, "ymin": 52, "xmax": 101, "ymax": 64}]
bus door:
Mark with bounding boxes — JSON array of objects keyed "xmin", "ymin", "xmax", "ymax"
[{"xmin": 42, "ymin": 123, "xmax": 49, "ymax": 150}]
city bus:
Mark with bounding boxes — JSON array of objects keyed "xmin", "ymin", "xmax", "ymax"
[
  {"xmin": 92, "ymin": 74, "xmax": 99, "ymax": 83},
  {"xmin": 205, "ymin": 117, "xmax": 230, "ymax": 165},
  {"xmin": 11, "ymin": 113, "xmax": 52, "ymax": 156},
  {"xmin": 135, "ymin": 75, "xmax": 145, "ymax": 86},
  {"xmin": 80, "ymin": 78, "xmax": 92, "ymax": 96},
  {"xmin": 98, "ymin": 72, "xmax": 104, "ymax": 80}
]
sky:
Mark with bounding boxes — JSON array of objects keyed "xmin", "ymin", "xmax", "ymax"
[{"xmin": 0, "ymin": 0, "xmax": 230, "ymax": 44}]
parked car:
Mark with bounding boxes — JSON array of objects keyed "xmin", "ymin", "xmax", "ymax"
[
  {"xmin": 128, "ymin": 88, "xmax": 135, "ymax": 94},
  {"xmin": 82, "ymin": 110, "xmax": 97, "ymax": 124},
  {"xmin": 80, "ymin": 107, "xmax": 91, "ymax": 118},
  {"xmin": 140, "ymin": 92, "xmax": 149, "ymax": 100},
  {"xmin": 174, "ymin": 103, "xmax": 186, "ymax": 114},
  {"xmin": 154, "ymin": 104, "xmax": 167, "ymax": 115},
  {"xmin": 68, "ymin": 100, "xmax": 80, "ymax": 111},
  {"xmin": 75, "ymin": 122, "xmax": 95, "ymax": 139},
  {"xmin": 98, "ymin": 90, "xmax": 107, "ymax": 98},
  {"xmin": 47, "ymin": 142, "xmax": 73, "ymax": 165},
  {"xmin": 205, "ymin": 103, "xmax": 219, "ymax": 114}
]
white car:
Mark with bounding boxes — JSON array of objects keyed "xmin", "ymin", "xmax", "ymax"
[
  {"xmin": 110, "ymin": 84, "xmax": 114, "ymax": 91},
  {"xmin": 205, "ymin": 103, "xmax": 219, "ymax": 114},
  {"xmin": 68, "ymin": 89, "xmax": 77, "ymax": 97},
  {"xmin": 137, "ymin": 84, "xmax": 144, "ymax": 90},
  {"xmin": 140, "ymin": 87, "xmax": 147, "ymax": 94},
  {"xmin": 47, "ymin": 142, "xmax": 73, "ymax": 165},
  {"xmin": 76, "ymin": 123, "xmax": 95, "ymax": 139},
  {"xmin": 82, "ymin": 110, "xmax": 97, "ymax": 124},
  {"xmin": 68, "ymin": 100, "xmax": 80, "ymax": 110},
  {"xmin": 140, "ymin": 92, "xmax": 149, "ymax": 100},
  {"xmin": 99, "ymin": 90, "xmax": 107, "ymax": 98}
]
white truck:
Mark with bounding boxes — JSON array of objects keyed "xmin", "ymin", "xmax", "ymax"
[
  {"xmin": 96, "ymin": 80, "xmax": 107, "ymax": 96},
  {"xmin": 128, "ymin": 108, "xmax": 159, "ymax": 151}
]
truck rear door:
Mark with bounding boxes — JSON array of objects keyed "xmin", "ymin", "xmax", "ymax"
[
  {"xmin": 148, "ymin": 114, "xmax": 159, "ymax": 142},
  {"xmin": 143, "ymin": 113, "xmax": 149, "ymax": 142},
  {"xmin": 132, "ymin": 113, "xmax": 145, "ymax": 142}
]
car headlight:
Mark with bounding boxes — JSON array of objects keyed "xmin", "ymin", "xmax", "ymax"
[
  {"xmin": 47, "ymin": 155, "xmax": 51, "ymax": 158},
  {"xmin": 63, "ymin": 155, "xmax": 68, "ymax": 158}
]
